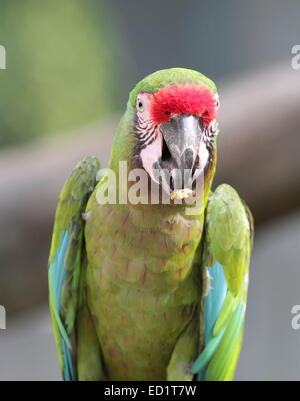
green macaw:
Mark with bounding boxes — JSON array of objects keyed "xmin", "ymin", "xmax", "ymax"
[{"xmin": 48, "ymin": 68, "xmax": 253, "ymax": 381}]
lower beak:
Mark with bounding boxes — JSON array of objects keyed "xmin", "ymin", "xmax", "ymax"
[{"xmin": 153, "ymin": 114, "xmax": 203, "ymax": 191}]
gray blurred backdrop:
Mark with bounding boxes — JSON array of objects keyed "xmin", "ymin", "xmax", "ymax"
[{"xmin": 1, "ymin": 0, "xmax": 300, "ymax": 381}]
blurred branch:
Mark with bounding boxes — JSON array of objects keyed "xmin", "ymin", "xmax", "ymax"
[
  {"xmin": 1, "ymin": 63, "xmax": 300, "ymax": 314},
  {"xmin": 215, "ymin": 64, "xmax": 300, "ymax": 223}
]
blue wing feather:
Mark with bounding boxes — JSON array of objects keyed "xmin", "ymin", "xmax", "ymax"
[
  {"xmin": 49, "ymin": 230, "xmax": 76, "ymax": 380},
  {"xmin": 48, "ymin": 156, "xmax": 100, "ymax": 381},
  {"xmin": 204, "ymin": 262, "xmax": 227, "ymax": 344},
  {"xmin": 192, "ymin": 184, "xmax": 252, "ymax": 381},
  {"xmin": 192, "ymin": 261, "xmax": 227, "ymax": 378}
]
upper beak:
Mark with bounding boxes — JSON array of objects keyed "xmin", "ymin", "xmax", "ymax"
[{"xmin": 154, "ymin": 114, "xmax": 203, "ymax": 191}]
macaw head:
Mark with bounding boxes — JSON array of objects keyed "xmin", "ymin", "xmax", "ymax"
[{"xmin": 110, "ymin": 68, "xmax": 219, "ymax": 201}]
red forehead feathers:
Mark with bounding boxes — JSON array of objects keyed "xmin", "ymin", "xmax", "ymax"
[{"xmin": 150, "ymin": 83, "xmax": 216, "ymax": 126}]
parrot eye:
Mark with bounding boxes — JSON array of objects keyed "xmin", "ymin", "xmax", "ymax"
[
  {"xmin": 137, "ymin": 100, "xmax": 144, "ymax": 112},
  {"xmin": 213, "ymin": 93, "xmax": 220, "ymax": 110}
]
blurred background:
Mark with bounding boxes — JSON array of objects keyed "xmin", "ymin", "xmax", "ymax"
[{"xmin": 0, "ymin": 0, "xmax": 300, "ymax": 380}]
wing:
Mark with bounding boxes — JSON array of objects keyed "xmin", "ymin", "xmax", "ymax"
[
  {"xmin": 191, "ymin": 184, "xmax": 253, "ymax": 381},
  {"xmin": 48, "ymin": 156, "xmax": 100, "ymax": 381}
]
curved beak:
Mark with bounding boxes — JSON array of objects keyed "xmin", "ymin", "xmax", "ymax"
[{"xmin": 153, "ymin": 114, "xmax": 204, "ymax": 192}]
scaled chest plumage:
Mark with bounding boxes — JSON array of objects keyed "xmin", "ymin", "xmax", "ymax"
[{"xmin": 84, "ymin": 193, "xmax": 204, "ymax": 380}]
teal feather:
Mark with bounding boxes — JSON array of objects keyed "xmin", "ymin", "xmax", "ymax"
[
  {"xmin": 191, "ymin": 327, "xmax": 225, "ymax": 373},
  {"xmin": 49, "ymin": 230, "xmax": 76, "ymax": 380},
  {"xmin": 204, "ymin": 262, "xmax": 227, "ymax": 344},
  {"xmin": 192, "ymin": 261, "xmax": 227, "ymax": 379}
]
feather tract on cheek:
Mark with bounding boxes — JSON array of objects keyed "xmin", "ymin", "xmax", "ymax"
[{"xmin": 150, "ymin": 83, "xmax": 217, "ymax": 126}]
